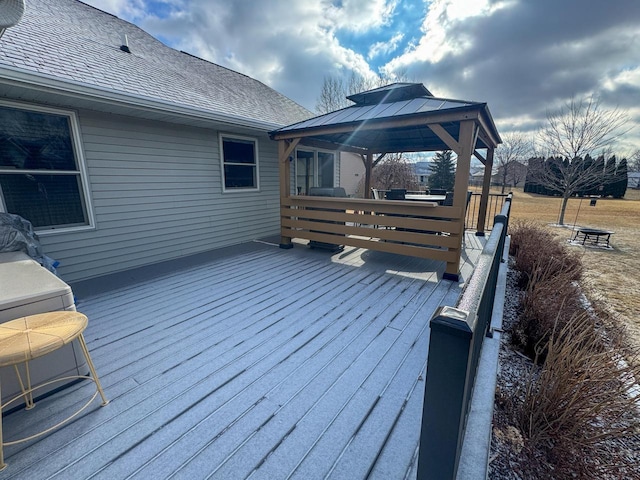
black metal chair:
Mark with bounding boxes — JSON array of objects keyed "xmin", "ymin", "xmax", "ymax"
[{"xmin": 385, "ymin": 188, "xmax": 406, "ymax": 200}]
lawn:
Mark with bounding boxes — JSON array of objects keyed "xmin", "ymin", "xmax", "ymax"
[{"xmin": 496, "ymin": 188, "xmax": 640, "ymax": 348}]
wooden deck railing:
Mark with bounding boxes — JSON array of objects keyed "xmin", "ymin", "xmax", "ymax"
[
  {"xmin": 417, "ymin": 193, "xmax": 513, "ymax": 479},
  {"xmin": 281, "ymin": 196, "xmax": 465, "ymax": 266}
]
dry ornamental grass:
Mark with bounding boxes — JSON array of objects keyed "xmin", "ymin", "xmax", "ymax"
[{"xmin": 490, "ymin": 215, "xmax": 640, "ymax": 479}]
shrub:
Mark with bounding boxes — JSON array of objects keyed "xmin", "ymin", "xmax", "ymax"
[
  {"xmin": 499, "ymin": 221, "xmax": 640, "ymax": 478},
  {"xmin": 518, "ymin": 313, "xmax": 640, "ymax": 478},
  {"xmin": 509, "ymin": 221, "xmax": 584, "ymax": 357},
  {"xmin": 512, "ymin": 260, "xmax": 582, "ymax": 360},
  {"xmin": 509, "ymin": 221, "xmax": 582, "ymax": 289}
]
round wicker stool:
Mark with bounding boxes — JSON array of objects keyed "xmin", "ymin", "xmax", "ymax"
[{"xmin": 0, "ymin": 311, "xmax": 108, "ymax": 470}]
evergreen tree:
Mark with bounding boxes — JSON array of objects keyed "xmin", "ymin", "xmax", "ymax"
[
  {"xmin": 590, "ymin": 155, "xmax": 605, "ymax": 195},
  {"xmin": 613, "ymin": 158, "xmax": 628, "ymax": 198},
  {"xmin": 524, "ymin": 157, "xmax": 544, "ymax": 193},
  {"xmin": 547, "ymin": 157, "xmax": 565, "ymax": 197},
  {"xmin": 574, "ymin": 156, "xmax": 586, "ymax": 196},
  {"xmin": 579, "ymin": 155, "xmax": 592, "ymax": 196},
  {"xmin": 428, "ymin": 151, "xmax": 455, "ymax": 191},
  {"xmin": 603, "ymin": 156, "xmax": 617, "ymax": 197}
]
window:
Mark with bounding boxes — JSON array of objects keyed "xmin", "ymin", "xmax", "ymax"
[
  {"xmin": 0, "ymin": 103, "xmax": 93, "ymax": 232},
  {"xmin": 220, "ymin": 134, "xmax": 259, "ymax": 191},
  {"xmin": 295, "ymin": 149, "xmax": 335, "ymax": 194}
]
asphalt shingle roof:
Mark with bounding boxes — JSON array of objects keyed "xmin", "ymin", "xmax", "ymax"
[{"xmin": 0, "ymin": 0, "xmax": 313, "ymax": 127}]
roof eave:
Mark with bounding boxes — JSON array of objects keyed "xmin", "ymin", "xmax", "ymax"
[
  {"xmin": 0, "ymin": 65, "xmax": 286, "ymax": 131},
  {"xmin": 478, "ymin": 104, "xmax": 502, "ymax": 147},
  {"xmin": 270, "ymin": 104, "xmax": 485, "ymax": 141}
]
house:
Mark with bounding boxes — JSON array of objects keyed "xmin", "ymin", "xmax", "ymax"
[
  {"xmin": 0, "ymin": 4, "xmax": 512, "ymax": 477},
  {"xmin": 412, "ymin": 161, "xmax": 432, "ymax": 188},
  {"xmin": 492, "ymin": 160, "xmax": 528, "ymax": 188},
  {"xmin": 629, "ymin": 171, "xmax": 640, "ymax": 189},
  {"xmin": 339, "ymin": 152, "xmax": 365, "ymax": 197},
  {"xmin": 469, "ymin": 165, "xmax": 485, "ymax": 186},
  {"xmin": 0, "ymin": 0, "xmax": 317, "ymax": 284}
]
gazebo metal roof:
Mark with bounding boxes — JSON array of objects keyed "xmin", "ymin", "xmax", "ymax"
[{"xmin": 270, "ymin": 83, "xmax": 501, "ymax": 153}]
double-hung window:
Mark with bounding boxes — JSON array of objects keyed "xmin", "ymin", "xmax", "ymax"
[
  {"xmin": 0, "ymin": 102, "xmax": 93, "ymax": 232},
  {"xmin": 220, "ymin": 134, "xmax": 259, "ymax": 191}
]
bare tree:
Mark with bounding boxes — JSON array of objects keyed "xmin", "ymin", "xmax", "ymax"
[
  {"xmin": 355, "ymin": 153, "xmax": 419, "ymax": 195},
  {"xmin": 315, "ymin": 70, "xmax": 410, "ymax": 114},
  {"xmin": 494, "ymin": 132, "xmax": 532, "ymax": 193},
  {"xmin": 630, "ymin": 149, "xmax": 640, "ymax": 172},
  {"xmin": 530, "ymin": 95, "xmax": 630, "ymax": 225},
  {"xmin": 315, "ymin": 76, "xmax": 348, "ymax": 114}
]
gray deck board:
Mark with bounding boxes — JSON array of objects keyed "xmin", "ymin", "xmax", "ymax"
[{"xmin": 0, "ymin": 235, "xmax": 484, "ymax": 479}]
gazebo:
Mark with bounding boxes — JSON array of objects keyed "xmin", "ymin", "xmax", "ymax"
[{"xmin": 269, "ymin": 83, "xmax": 501, "ymax": 280}]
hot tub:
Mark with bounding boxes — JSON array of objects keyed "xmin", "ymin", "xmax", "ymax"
[{"xmin": 0, "ymin": 251, "xmax": 89, "ymax": 407}]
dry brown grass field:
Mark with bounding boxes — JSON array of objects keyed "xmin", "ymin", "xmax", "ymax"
[{"xmin": 491, "ymin": 187, "xmax": 640, "ymax": 348}]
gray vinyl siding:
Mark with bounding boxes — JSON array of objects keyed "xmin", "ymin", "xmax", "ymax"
[{"xmin": 39, "ymin": 109, "xmax": 281, "ymax": 283}]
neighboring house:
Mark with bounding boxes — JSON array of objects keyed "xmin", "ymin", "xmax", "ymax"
[
  {"xmin": 492, "ymin": 160, "xmax": 527, "ymax": 188},
  {"xmin": 413, "ymin": 161, "xmax": 432, "ymax": 188},
  {"xmin": 0, "ymin": 0, "xmax": 318, "ymax": 283},
  {"xmin": 469, "ymin": 166, "xmax": 485, "ymax": 186},
  {"xmin": 629, "ymin": 172, "xmax": 640, "ymax": 189}
]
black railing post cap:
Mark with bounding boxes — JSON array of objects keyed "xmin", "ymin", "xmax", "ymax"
[
  {"xmin": 494, "ymin": 214, "xmax": 508, "ymax": 226},
  {"xmin": 430, "ymin": 306, "xmax": 472, "ymax": 337}
]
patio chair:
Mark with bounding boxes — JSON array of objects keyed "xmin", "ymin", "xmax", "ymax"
[{"xmin": 385, "ymin": 189, "xmax": 406, "ymax": 200}]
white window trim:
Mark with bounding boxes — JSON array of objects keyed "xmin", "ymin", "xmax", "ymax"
[
  {"xmin": 0, "ymin": 100, "xmax": 95, "ymax": 235},
  {"xmin": 219, "ymin": 133, "xmax": 260, "ymax": 193}
]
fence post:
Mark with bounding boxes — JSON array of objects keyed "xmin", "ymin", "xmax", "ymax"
[{"xmin": 418, "ymin": 306, "xmax": 473, "ymax": 480}]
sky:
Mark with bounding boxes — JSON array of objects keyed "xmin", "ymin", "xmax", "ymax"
[{"xmin": 84, "ymin": 0, "xmax": 640, "ymax": 156}]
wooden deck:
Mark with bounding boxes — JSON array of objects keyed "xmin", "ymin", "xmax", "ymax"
[{"xmin": 0, "ymin": 234, "xmax": 485, "ymax": 479}]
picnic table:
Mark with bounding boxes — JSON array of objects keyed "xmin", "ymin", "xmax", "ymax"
[{"xmin": 572, "ymin": 227, "xmax": 614, "ymax": 247}]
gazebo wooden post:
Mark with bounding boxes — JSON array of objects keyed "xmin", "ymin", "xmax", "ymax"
[
  {"xmin": 278, "ymin": 138, "xmax": 299, "ymax": 249},
  {"xmin": 364, "ymin": 151, "xmax": 373, "ymax": 199},
  {"xmin": 445, "ymin": 120, "xmax": 477, "ymax": 281},
  {"xmin": 476, "ymin": 147, "xmax": 494, "ymax": 236}
]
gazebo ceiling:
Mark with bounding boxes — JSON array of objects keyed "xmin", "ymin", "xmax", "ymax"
[
  {"xmin": 302, "ymin": 121, "xmax": 462, "ymax": 154},
  {"xmin": 270, "ymin": 83, "xmax": 501, "ymax": 153}
]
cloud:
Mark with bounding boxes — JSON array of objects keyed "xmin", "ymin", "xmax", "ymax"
[
  {"xmin": 84, "ymin": 0, "xmax": 147, "ymax": 19},
  {"xmin": 381, "ymin": 0, "xmax": 507, "ymax": 67},
  {"xmin": 368, "ymin": 32, "xmax": 404, "ymax": 60},
  {"xmin": 382, "ymin": 0, "xmax": 640, "ymax": 151},
  {"xmin": 325, "ymin": 0, "xmax": 399, "ymax": 33},
  {"xmin": 81, "ymin": 0, "xmax": 640, "ymax": 150}
]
